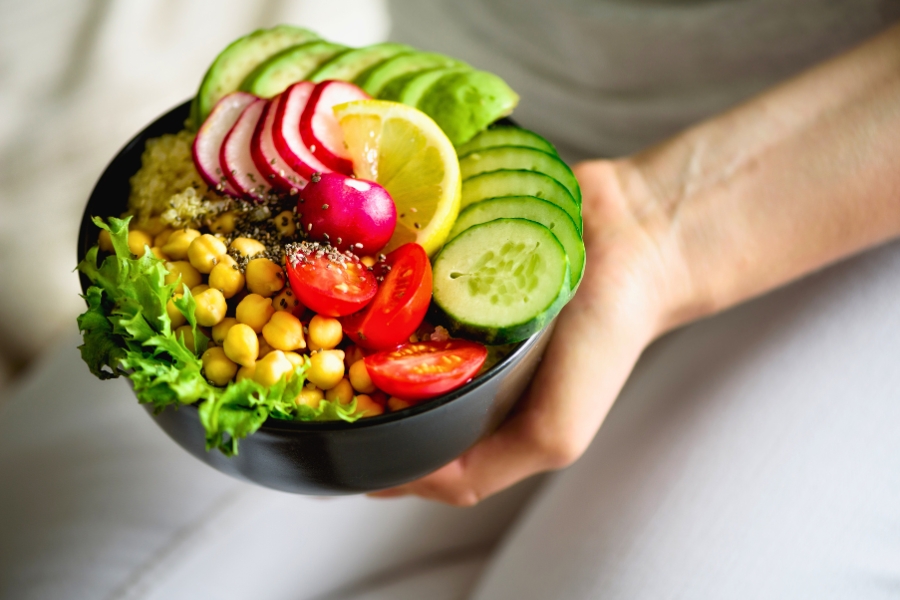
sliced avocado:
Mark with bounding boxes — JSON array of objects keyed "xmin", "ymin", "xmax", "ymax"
[
  {"xmin": 356, "ymin": 52, "xmax": 466, "ymax": 97},
  {"xmin": 190, "ymin": 25, "xmax": 319, "ymax": 127},
  {"xmin": 394, "ymin": 66, "xmax": 472, "ymax": 105},
  {"xmin": 241, "ymin": 41, "xmax": 348, "ymax": 98},
  {"xmin": 417, "ymin": 70, "xmax": 519, "ymax": 145},
  {"xmin": 309, "ymin": 42, "xmax": 414, "ymax": 83}
]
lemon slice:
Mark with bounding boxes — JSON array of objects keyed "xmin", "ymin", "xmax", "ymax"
[{"xmin": 333, "ymin": 100, "xmax": 461, "ymax": 256}]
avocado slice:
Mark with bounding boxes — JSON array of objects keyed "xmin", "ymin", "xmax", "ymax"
[
  {"xmin": 417, "ymin": 70, "xmax": 519, "ymax": 145},
  {"xmin": 190, "ymin": 25, "xmax": 319, "ymax": 128},
  {"xmin": 241, "ymin": 41, "xmax": 348, "ymax": 98},
  {"xmin": 396, "ymin": 66, "xmax": 472, "ymax": 106},
  {"xmin": 309, "ymin": 42, "xmax": 414, "ymax": 83},
  {"xmin": 356, "ymin": 52, "xmax": 466, "ymax": 97}
]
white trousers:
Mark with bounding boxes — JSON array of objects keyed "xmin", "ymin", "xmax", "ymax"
[{"xmin": 3, "ymin": 241, "xmax": 900, "ymax": 600}]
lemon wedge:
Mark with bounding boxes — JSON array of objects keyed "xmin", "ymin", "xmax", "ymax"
[{"xmin": 333, "ymin": 100, "xmax": 461, "ymax": 256}]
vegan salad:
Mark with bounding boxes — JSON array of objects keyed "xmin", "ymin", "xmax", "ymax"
[{"xmin": 77, "ymin": 25, "xmax": 585, "ymax": 455}]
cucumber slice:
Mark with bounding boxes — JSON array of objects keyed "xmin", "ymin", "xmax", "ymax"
[
  {"xmin": 308, "ymin": 42, "xmax": 414, "ymax": 83},
  {"xmin": 459, "ymin": 146, "xmax": 581, "ymax": 204},
  {"xmin": 190, "ymin": 25, "xmax": 319, "ymax": 127},
  {"xmin": 433, "ymin": 219, "xmax": 570, "ymax": 344},
  {"xmin": 456, "ymin": 125, "xmax": 557, "ymax": 158},
  {"xmin": 448, "ymin": 196, "xmax": 585, "ymax": 289},
  {"xmin": 462, "ymin": 170, "xmax": 582, "ymax": 233},
  {"xmin": 417, "ymin": 70, "xmax": 519, "ymax": 145},
  {"xmin": 357, "ymin": 52, "xmax": 465, "ymax": 97},
  {"xmin": 241, "ymin": 41, "xmax": 349, "ymax": 98}
]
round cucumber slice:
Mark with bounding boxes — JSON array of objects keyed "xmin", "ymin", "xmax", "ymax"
[
  {"xmin": 356, "ymin": 52, "xmax": 465, "ymax": 97},
  {"xmin": 308, "ymin": 42, "xmax": 414, "ymax": 83},
  {"xmin": 459, "ymin": 146, "xmax": 581, "ymax": 204},
  {"xmin": 448, "ymin": 196, "xmax": 585, "ymax": 290},
  {"xmin": 456, "ymin": 125, "xmax": 557, "ymax": 157},
  {"xmin": 432, "ymin": 219, "xmax": 570, "ymax": 344},
  {"xmin": 241, "ymin": 41, "xmax": 349, "ymax": 98},
  {"xmin": 191, "ymin": 25, "xmax": 319, "ymax": 127},
  {"xmin": 462, "ymin": 170, "xmax": 582, "ymax": 233}
]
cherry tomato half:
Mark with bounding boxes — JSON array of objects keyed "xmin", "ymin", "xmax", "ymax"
[
  {"xmin": 285, "ymin": 242, "xmax": 377, "ymax": 317},
  {"xmin": 363, "ymin": 340, "xmax": 488, "ymax": 401},
  {"xmin": 341, "ymin": 243, "xmax": 432, "ymax": 350}
]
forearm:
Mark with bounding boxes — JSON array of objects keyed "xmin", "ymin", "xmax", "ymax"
[{"xmin": 618, "ymin": 22, "xmax": 900, "ymax": 331}]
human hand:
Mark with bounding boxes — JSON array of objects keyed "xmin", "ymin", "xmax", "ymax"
[{"xmin": 369, "ymin": 159, "xmax": 693, "ymax": 506}]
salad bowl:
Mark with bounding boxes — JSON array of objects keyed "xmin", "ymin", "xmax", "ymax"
[{"xmin": 78, "ymin": 100, "xmax": 554, "ymax": 495}]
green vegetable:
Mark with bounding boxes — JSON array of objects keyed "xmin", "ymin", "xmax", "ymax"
[{"xmin": 76, "ymin": 216, "xmax": 360, "ymax": 456}]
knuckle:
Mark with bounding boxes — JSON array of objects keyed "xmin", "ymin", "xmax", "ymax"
[{"xmin": 524, "ymin": 418, "xmax": 585, "ymax": 470}]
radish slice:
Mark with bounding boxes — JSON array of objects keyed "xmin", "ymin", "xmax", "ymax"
[
  {"xmin": 220, "ymin": 99, "xmax": 271, "ymax": 202},
  {"xmin": 251, "ymin": 95, "xmax": 308, "ymax": 193},
  {"xmin": 300, "ymin": 81, "xmax": 370, "ymax": 174},
  {"xmin": 192, "ymin": 92, "xmax": 255, "ymax": 196},
  {"xmin": 273, "ymin": 81, "xmax": 331, "ymax": 181}
]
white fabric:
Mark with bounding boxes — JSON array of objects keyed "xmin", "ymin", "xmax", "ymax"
[{"xmin": 4, "ymin": 242, "xmax": 900, "ymax": 599}]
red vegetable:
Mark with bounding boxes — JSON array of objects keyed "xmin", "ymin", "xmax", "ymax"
[
  {"xmin": 220, "ymin": 98, "xmax": 271, "ymax": 201},
  {"xmin": 341, "ymin": 243, "xmax": 431, "ymax": 350},
  {"xmin": 251, "ymin": 95, "xmax": 307, "ymax": 192},
  {"xmin": 192, "ymin": 91, "xmax": 255, "ymax": 197},
  {"xmin": 285, "ymin": 242, "xmax": 377, "ymax": 317},
  {"xmin": 299, "ymin": 80, "xmax": 370, "ymax": 173},
  {"xmin": 272, "ymin": 81, "xmax": 330, "ymax": 180},
  {"xmin": 364, "ymin": 340, "xmax": 488, "ymax": 401}
]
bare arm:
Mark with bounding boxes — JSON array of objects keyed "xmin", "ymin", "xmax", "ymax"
[{"xmin": 372, "ymin": 22, "xmax": 900, "ymax": 505}]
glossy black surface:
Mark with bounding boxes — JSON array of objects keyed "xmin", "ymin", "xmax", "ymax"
[{"xmin": 78, "ymin": 100, "xmax": 551, "ymax": 494}]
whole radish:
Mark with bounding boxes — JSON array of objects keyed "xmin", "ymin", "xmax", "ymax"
[{"xmin": 298, "ymin": 172, "xmax": 396, "ymax": 254}]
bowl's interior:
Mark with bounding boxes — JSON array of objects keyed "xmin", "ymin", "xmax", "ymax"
[{"xmin": 78, "ymin": 99, "xmax": 537, "ymax": 433}]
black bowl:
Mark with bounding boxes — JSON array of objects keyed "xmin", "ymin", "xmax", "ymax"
[{"xmin": 78, "ymin": 100, "xmax": 553, "ymax": 495}]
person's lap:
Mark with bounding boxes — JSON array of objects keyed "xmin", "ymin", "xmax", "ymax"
[{"xmin": 3, "ymin": 241, "xmax": 900, "ymax": 599}]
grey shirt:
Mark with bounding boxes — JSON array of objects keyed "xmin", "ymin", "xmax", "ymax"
[{"xmin": 389, "ymin": 0, "xmax": 899, "ymax": 160}]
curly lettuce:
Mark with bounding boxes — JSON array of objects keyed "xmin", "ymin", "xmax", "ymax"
[{"xmin": 77, "ymin": 216, "xmax": 359, "ymax": 456}]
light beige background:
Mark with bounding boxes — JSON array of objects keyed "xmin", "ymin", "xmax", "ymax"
[{"xmin": 0, "ymin": 0, "xmax": 389, "ymax": 391}]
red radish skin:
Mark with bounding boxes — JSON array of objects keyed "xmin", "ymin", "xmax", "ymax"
[
  {"xmin": 220, "ymin": 99, "xmax": 271, "ymax": 201},
  {"xmin": 299, "ymin": 172, "xmax": 397, "ymax": 254},
  {"xmin": 273, "ymin": 82, "xmax": 331, "ymax": 181},
  {"xmin": 192, "ymin": 92, "xmax": 255, "ymax": 196},
  {"xmin": 300, "ymin": 81, "xmax": 370, "ymax": 174},
  {"xmin": 251, "ymin": 95, "xmax": 308, "ymax": 193}
]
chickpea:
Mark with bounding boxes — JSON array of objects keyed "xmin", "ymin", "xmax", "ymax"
[
  {"xmin": 154, "ymin": 228, "xmax": 175, "ymax": 248},
  {"xmin": 150, "ymin": 247, "xmax": 168, "ymax": 261},
  {"xmin": 223, "ymin": 323, "xmax": 259, "ymax": 367},
  {"xmin": 253, "ymin": 350, "xmax": 294, "ymax": 387},
  {"xmin": 348, "ymin": 360, "xmax": 376, "ymax": 394},
  {"xmin": 262, "ymin": 311, "xmax": 305, "ymax": 351},
  {"xmin": 325, "ymin": 378, "xmax": 354, "ymax": 405},
  {"xmin": 354, "ymin": 394, "xmax": 385, "ymax": 417},
  {"xmin": 296, "ymin": 386, "xmax": 324, "ymax": 409},
  {"xmin": 142, "ymin": 216, "xmax": 168, "ymax": 236},
  {"xmin": 257, "ymin": 334, "xmax": 274, "ymax": 358},
  {"xmin": 164, "ymin": 261, "xmax": 202, "ymax": 290},
  {"xmin": 236, "ymin": 294, "xmax": 275, "ymax": 333},
  {"xmin": 188, "ymin": 234, "xmax": 227, "ymax": 274},
  {"xmin": 98, "ymin": 229, "xmax": 114, "ymax": 252},
  {"xmin": 388, "ymin": 397, "xmax": 412, "ymax": 412},
  {"xmin": 308, "ymin": 315, "xmax": 343, "ymax": 350},
  {"xmin": 236, "ymin": 364, "xmax": 256, "ymax": 383},
  {"xmin": 175, "ymin": 325, "xmax": 197, "ymax": 353},
  {"xmin": 343, "ymin": 345, "xmax": 365, "ymax": 370},
  {"xmin": 283, "ymin": 351, "xmax": 305, "ymax": 369},
  {"xmin": 245, "ymin": 258, "xmax": 285, "ymax": 297},
  {"xmin": 162, "ymin": 228, "xmax": 201, "ymax": 260},
  {"xmin": 166, "ymin": 294, "xmax": 187, "ymax": 329},
  {"xmin": 190, "ymin": 284, "xmax": 209, "ymax": 295},
  {"xmin": 194, "ymin": 288, "xmax": 227, "ymax": 327},
  {"xmin": 272, "ymin": 287, "xmax": 303, "ymax": 315},
  {"xmin": 273, "ymin": 210, "xmax": 296, "ymax": 237},
  {"xmin": 209, "ymin": 255, "xmax": 244, "ymax": 299},
  {"xmin": 229, "ymin": 237, "xmax": 266, "ymax": 258},
  {"xmin": 212, "ymin": 317, "xmax": 238, "ymax": 345},
  {"xmin": 307, "ymin": 350, "xmax": 345, "ymax": 390},
  {"xmin": 128, "ymin": 230, "xmax": 153, "ymax": 256},
  {"xmin": 209, "ymin": 211, "xmax": 237, "ymax": 234},
  {"xmin": 360, "ymin": 255, "xmax": 376, "ymax": 268},
  {"xmin": 201, "ymin": 346, "xmax": 238, "ymax": 387}
]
